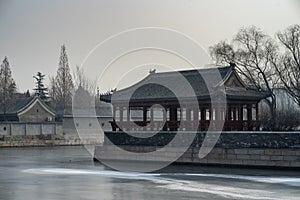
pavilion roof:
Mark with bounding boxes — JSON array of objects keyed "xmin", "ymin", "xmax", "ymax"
[{"xmin": 100, "ymin": 65, "xmax": 270, "ymax": 103}]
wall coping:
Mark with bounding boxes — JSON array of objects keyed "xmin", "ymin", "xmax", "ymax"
[
  {"xmin": 0, "ymin": 122, "xmax": 63, "ymax": 125},
  {"xmin": 105, "ymin": 131, "xmax": 300, "ymax": 134}
]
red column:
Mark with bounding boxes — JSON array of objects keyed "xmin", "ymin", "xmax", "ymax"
[
  {"xmin": 174, "ymin": 106, "xmax": 179, "ymax": 131},
  {"xmin": 170, "ymin": 106, "xmax": 177, "ymax": 131},
  {"xmin": 238, "ymin": 104, "xmax": 242, "ymax": 130},
  {"xmin": 113, "ymin": 106, "xmax": 116, "ymax": 119},
  {"xmin": 142, "ymin": 106, "xmax": 147, "ymax": 130},
  {"xmin": 200, "ymin": 107, "xmax": 205, "ymax": 130},
  {"xmin": 248, "ymin": 104, "xmax": 252, "ymax": 130},
  {"xmin": 117, "ymin": 106, "xmax": 123, "ymax": 131},
  {"xmin": 112, "ymin": 105, "xmax": 116, "ymax": 131},
  {"xmin": 127, "ymin": 107, "xmax": 130, "ymax": 122},
  {"xmin": 256, "ymin": 103, "xmax": 259, "ymax": 121},
  {"xmin": 195, "ymin": 107, "xmax": 199, "ymax": 121},
  {"xmin": 163, "ymin": 106, "xmax": 167, "ymax": 131},
  {"xmin": 225, "ymin": 104, "xmax": 229, "ymax": 131},
  {"xmin": 143, "ymin": 106, "xmax": 147, "ymax": 122},
  {"xmin": 150, "ymin": 107, "xmax": 154, "ymax": 131},
  {"xmin": 216, "ymin": 103, "xmax": 223, "ymax": 131},
  {"xmin": 256, "ymin": 103, "xmax": 259, "ymax": 131},
  {"xmin": 233, "ymin": 107, "xmax": 236, "ymax": 121}
]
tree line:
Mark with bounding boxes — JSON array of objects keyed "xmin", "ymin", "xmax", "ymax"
[
  {"xmin": 1, "ymin": 25, "xmax": 300, "ymax": 130},
  {"xmin": 0, "ymin": 44, "xmax": 96, "ymax": 114},
  {"xmin": 210, "ymin": 24, "xmax": 300, "ymax": 130}
]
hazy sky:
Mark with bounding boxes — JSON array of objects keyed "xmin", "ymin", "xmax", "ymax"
[{"xmin": 0, "ymin": 0, "xmax": 300, "ymax": 92}]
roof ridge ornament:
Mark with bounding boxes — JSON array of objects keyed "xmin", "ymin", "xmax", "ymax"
[
  {"xmin": 149, "ymin": 69, "xmax": 156, "ymax": 74},
  {"xmin": 229, "ymin": 62, "xmax": 236, "ymax": 69}
]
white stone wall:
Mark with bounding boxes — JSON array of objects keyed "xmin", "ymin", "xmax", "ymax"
[
  {"xmin": 11, "ymin": 124, "xmax": 26, "ymax": 135},
  {"xmin": 0, "ymin": 123, "xmax": 62, "ymax": 135},
  {"xmin": 62, "ymin": 116, "xmax": 112, "ymax": 135},
  {"xmin": 0, "ymin": 124, "xmax": 10, "ymax": 135}
]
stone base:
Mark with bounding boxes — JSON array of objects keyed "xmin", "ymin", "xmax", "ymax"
[
  {"xmin": 0, "ymin": 135, "xmax": 102, "ymax": 147},
  {"xmin": 94, "ymin": 145, "xmax": 300, "ymax": 169}
]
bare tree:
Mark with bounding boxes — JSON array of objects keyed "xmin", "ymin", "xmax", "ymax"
[
  {"xmin": 48, "ymin": 75, "xmax": 56, "ymax": 100},
  {"xmin": 275, "ymin": 89, "xmax": 300, "ymax": 130},
  {"xmin": 73, "ymin": 65, "xmax": 96, "ymax": 96},
  {"xmin": 210, "ymin": 26, "xmax": 279, "ymax": 125},
  {"xmin": 0, "ymin": 57, "xmax": 17, "ymax": 120},
  {"xmin": 275, "ymin": 24, "xmax": 300, "ymax": 106},
  {"xmin": 72, "ymin": 65, "xmax": 98, "ymax": 109},
  {"xmin": 51, "ymin": 45, "xmax": 74, "ymax": 111}
]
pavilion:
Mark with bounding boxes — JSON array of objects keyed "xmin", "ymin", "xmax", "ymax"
[{"xmin": 100, "ymin": 65, "xmax": 270, "ymax": 131}]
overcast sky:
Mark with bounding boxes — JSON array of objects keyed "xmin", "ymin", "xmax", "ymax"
[{"xmin": 0, "ymin": 0, "xmax": 300, "ymax": 93}]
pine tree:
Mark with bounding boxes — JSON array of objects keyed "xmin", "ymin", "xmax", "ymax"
[
  {"xmin": 33, "ymin": 72, "xmax": 48, "ymax": 99},
  {"xmin": 0, "ymin": 57, "xmax": 17, "ymax": 120},
  {"xmin": 52, "ymin": 45, "xmax": 74, "ymax": 111}
]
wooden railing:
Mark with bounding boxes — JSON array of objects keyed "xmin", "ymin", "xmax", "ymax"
[{"xmin": 109, "ymin": 120, "xmax": 258, "ymax": 131}]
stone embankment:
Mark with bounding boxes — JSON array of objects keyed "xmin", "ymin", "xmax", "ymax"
[
  {"xmin": 94, "ymin": 131, "xmax": 300, "ymax": 168},
  {"xmin": 0, "ymin": 135, "xmax": 101, "ymax": 147}
]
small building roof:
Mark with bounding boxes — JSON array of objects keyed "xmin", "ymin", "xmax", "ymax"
[
  {"xmin": 0, "ymin": 96, "xmax": 56, "ymax": 117},
  {"xmin": 100, "ymin": 66, "xmax": 271, "ymax": 104}
]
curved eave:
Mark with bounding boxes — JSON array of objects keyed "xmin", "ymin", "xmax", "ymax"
[
  {"xmin": 0, "ymin": 113, "xmax": 18, "ymax": 117},
  {"xmin": 105, "ymin": 95, "xmax": 213, "ymax": 104},
  {"xmin": 102, "ymin": 90, "xmax": 270, "ymax": 104},
  {"xmin": 17, "ymin": 97, "xmax": 56, "ymax": 116},
  {"xmin": 226, "ymin": 93, "xmax": 271, "ymax": 101},
  {"xmin": 100, "ymin": 94, "xmax": 112, "ymax": 103}
]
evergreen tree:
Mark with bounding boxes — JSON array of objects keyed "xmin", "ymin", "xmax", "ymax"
[
  {"xmin": 33, "ymin": 72, "xmax": 48, "ymax": 99},
  {"xmin": 52, "ymin": 45, "xmax": 74, "ymax": 110},
  {"xmin": 0, "ymin": 57, "xmax": 17, "ymax": 120}
]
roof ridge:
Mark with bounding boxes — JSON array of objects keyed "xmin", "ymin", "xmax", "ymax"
[
  {"xmin": 150, "ymin": 65, "xmax": 232, "ymax": 76},
  {"xmin": 17, "ymin": 97, "xmax": 56, "ymax": 116}
]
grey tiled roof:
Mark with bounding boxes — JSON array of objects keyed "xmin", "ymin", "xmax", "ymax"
[
  {"xmin": 0, "ymin": 96, "xmax": 56, "ymax": 115},
  {"xmin": 100, "ymin": 66, "xmax": 271, "ymax": 103},
  {"xmin": 0, "ymin": 97, "xmax": 35, "ymax": 114}
]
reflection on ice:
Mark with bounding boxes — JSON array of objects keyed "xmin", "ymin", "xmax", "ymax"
[
  {"xmin": 23, "ymin": 168, "xmax": 160, "ymax": 179},
  {"xmin": 23, "ymin": 168, "xmax": 300, "ymax": 200}
]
